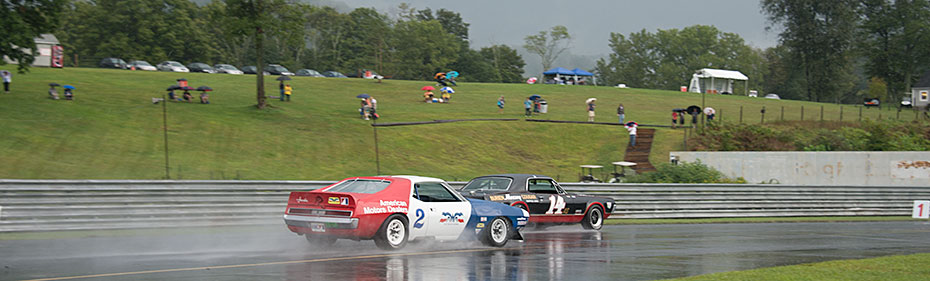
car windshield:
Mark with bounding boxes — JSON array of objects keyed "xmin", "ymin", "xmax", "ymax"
[
  {"xmin": 325, "ymin": 179, "xmax": 391, "ymax": 194},
  {"xmin": 168, "ymin": 62, "xmax": 183, "ymax": 67},
  {"xmin": 272, "ymin": 66, "xmax": 288, "ymax": 71},
  {"xmin": 462, "ymin": 177, "xmax": 512, "ymax": 191},
  {"xmin": 192, "ymin": 63, "xmax": 207, "ymax": 68},
  {"xmin": 217, "ymin": 64, "xmax": 235, "ymax": 70},
  {"xmin": 133, "ymin": 61, "xmax": 151, "ymax": 66},
  {"xmin": 302, "ymin": 70, "xmax": 320, "ymax": 75}
]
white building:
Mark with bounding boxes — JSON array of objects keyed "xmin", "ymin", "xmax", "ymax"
[
  {"xmin": 688, "ymin": 68, "xmax": 749, "ymax": 95},
  {"xmin": 3, "ymin": 34, "xmax": 62, "ymax": 67}
]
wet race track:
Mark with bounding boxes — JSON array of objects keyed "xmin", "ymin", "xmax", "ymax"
[{"xmin": 3, "ymin": 221, "xmax": 930, "ymax": 281}]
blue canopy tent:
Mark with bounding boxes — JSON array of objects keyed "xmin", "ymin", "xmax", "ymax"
[{"xmin": 543, "ymin": 67, "xmax": 594, "ymax": 85}]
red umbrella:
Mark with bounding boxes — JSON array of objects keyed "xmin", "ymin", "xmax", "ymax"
[{"xmin": 421, "ymin": 86, "xmax": 435, "ymax": 91}]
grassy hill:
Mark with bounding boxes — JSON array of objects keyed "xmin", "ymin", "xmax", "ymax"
[{"xmin": 0, "ymin": 67, "xmax": 911, "ymax": 180}]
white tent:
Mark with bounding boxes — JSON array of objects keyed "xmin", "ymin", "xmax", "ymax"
[{"xmin": 688, "ymin": 68, "xmax": 749, "ymax": 95}]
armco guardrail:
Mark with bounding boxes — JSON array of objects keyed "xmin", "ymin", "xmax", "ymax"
[{"xmin": 1, "ymin": 180, "xmax": 928, "ymax": 232}]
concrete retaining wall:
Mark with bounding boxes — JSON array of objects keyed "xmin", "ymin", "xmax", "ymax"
[{"xmin": 671, "ymin": 151, "xmax": 930, "ymax": 186}]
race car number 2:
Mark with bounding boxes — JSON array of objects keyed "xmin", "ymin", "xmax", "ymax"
[{"xmin": 545, "ymin": 195, "xmax": 566, "ymax": 214}]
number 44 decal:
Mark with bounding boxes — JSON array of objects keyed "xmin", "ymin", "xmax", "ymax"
[{"xmin": 545, "ymin": 195, "xmax": 566, "ymax": 214}]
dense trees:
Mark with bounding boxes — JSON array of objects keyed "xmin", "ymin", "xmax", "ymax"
[
  {"xmin": 1, "ymin": 0, "xmax": 67, "ymax": 72},
  {"xmin": 595, "ymin": 25, "xmax": 765, "ymax": 91},
  {"xmin": 53, "ymin": 1, "xmax": 526, "ymax": 87}
]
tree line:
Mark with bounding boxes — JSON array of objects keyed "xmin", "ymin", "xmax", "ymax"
[
  {"xmin": 53, "ymin": 0, "xmax": 526, "ymax": 83},
  {"xmin": 598, "ymin": 0, "xmax": 930, "ymax": 104}
]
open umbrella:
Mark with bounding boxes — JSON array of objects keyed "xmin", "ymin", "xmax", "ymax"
[
  {"xmin": 686, "ymin": 105, "xmax": 702, "ymax": 115},
  {"xmin": 421, "ymin": 86, "xmax": 435, "ymax": 91},
  {"xmin": 49, "ymin": 83, "xmax": 60, "ymax": 87},
  {"xmin": 356, "ymin": 93, "xmax": 371, "ymax": 99},
  {"xmin": 703, "ymin": 107, "xmax": 716, "ymax": 115},
  {"xmin": 529, "ymin": 94, "xmax": 542, "ymax": 100},
  {"xmin": 672, "ymin": 108, "xmax": 685, "ymax": 112},
  {"xmin": 276, "ymin": 76, "xmax": 291, "ymax": 81},
  {"xmin": 625, "ymin": 121, "xmax": 638, "ymax": 127},
  {"xmin": 585, "ymin": 98, "xmax": 597, "ymax": 104},
  {"xmin": 63, "ymin": 85, "xmax": 75, "ymax": 90},
  {"xmin": 446, "ymin": 71, "xmax": 459, "ymax": 78},
  {"xmin": 526, "ymin": 77, "xmax": 538, "ymax": 84},
  {"xmin": 196, "ymin": 86, "xmax": 213, "ymax": 92},
  {"xmin": 440, "ymin": 87, "xmax": 454, "ymax": 94},
  {"xmin": 176, "ymin": 78, "xmax": 187, "ymax": 81},
  {"xmin": 167, "ymin": 85, "xmax": 182, "ymax": 91}
]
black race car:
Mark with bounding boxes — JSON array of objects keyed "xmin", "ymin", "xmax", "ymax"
[{"xmin": 458, "ymin": 174, "xmax": 614, "ymax": 230}]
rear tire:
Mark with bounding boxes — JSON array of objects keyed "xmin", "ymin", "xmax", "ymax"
[
  {"xmin": 374, "ymin": 215, "xmax": 408, "ymax": 250},
  {"xmin": 480, "ymin": 217, "xmax": 511, "ymax": 247},
  {"xmin": 581, "ymin": 205, "xmax": 604, "ymax": 230}
]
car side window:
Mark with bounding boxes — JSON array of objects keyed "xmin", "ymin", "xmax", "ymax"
[
  {"xmin": 528, "ymin": 179, "xmax": 559, "ymax": 194},
  {"xmin": 414, "ymin": 182, "xmax": 461, "ymax": 202}
]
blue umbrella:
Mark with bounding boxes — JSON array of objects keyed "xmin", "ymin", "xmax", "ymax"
[
  {"xmin": 529, "ymin": 94, "xmax": 541, "ymax": 100},
  {"xmin": 440, "ymin": 87, "xmax": 454, "ymax": 94},
  {"xmin": 446, "ymin": 71, "xmax": 459, "ymax": 78},
  {"xmin": 63, "ymin": 85, "xmax": 75, "ymax": 90},
  {"xmin": 356, "ymin": 93, "xmax": 371, "ymax": 99}
]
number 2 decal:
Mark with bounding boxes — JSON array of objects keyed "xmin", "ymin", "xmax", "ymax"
[
  {"xmin": 546, "ymin": 195, "xmax": 566, "ymax": 214},
  {"xmin": 413, "ymin": 209, "xmax": 425, "ymax": 228}
]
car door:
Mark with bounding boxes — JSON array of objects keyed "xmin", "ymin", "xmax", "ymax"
[
  {"xmin": 526, "ymin": 179, "xmax": 586, "ymax": 216},
  {"xmin": 409, "ymin": 182, "xmax": 471, "ymax": 240}
]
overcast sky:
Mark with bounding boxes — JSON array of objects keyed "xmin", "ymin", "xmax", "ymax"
[{"xmin": 336, "ymin": 0, "xmax": 779, "ymax": 56}]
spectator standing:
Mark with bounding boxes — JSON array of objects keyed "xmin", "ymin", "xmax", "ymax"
[
  {"xmin": 370, "ymin": 97, "xmax": 377, "ymax": 111},
  {"xmin": 625, "ymin": 122, "xmax": 638, "ymax": 147},
  {"xmin": 672, "ymin": 111, "xmax": 679, "ymax": 129},
  {"xmin": 279, "ymin": 81, "xmax": 285, "ymax": 99},
  {"xmin": 64, "ymin": 88, "xmax": 73, "ymax": 100},
  {"xmin": 282, "ymin": 84, "xmax": 292, "ymax": 102},
  {"xmin": 497, "ymin": 96, "xmax": 505, "ymax": 114},
  {"xmin": 617, "ymin": 103, "xmax": 625, "ymax": 124},
  {"xmin": 1, "ymin": 70, "xmax": 11, "ymax": 93},
  {"xmin": 586, "ymin": 98, "xmax": 597, "ymax": 122},
  {"xmin": 524, "ymin": 97, "xmax": 532, "ymax": 117},
  {"xmin": 361, "ymin": 98, "xmax": 372, "ymax": 120}
]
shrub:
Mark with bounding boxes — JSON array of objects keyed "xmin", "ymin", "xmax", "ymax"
[{"xmin": 624, "ymin": 161, "xmax": 746, "ymax": 183}]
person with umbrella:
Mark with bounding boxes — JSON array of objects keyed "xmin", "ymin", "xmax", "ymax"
[
  {"xmin": 422, "ymin": 86, "xmax": 435, "ymax": 102},
  {"xmin": 357, "ymin": 93, "xmax": 372, "ymax": 120},
  {"xmin": 586, "ymin": 98, "xmax": 597, "ymax": 122},
  {"xmin": 48, "ymin": 83, "xmax": 60, "ymax": 100},
  {"xmin": 197, "ymin": 86, "xmax": 212, "ymax": 104},
  {"xmin": 704, "ymin": 107, "xmax": 716, "ymax": 122},
  {"xmin": 524, "ymin": 96, "xmax": 533, "ymax": 117},
  {"xmin": 446, "ymin": 71, "xmax": 459, "ymax": 86},
  {"xmin": 440, "ymin": 87, "xmax": 454, "ymax": 102},
  {"xmin": 434, "ymin": 72, "xmax": 447, "ymax": 86},
  {"xmin": 63, "ymin": 85, "xmax": 75, "ymax": 100},
  {"xmin": 166, "ymin": 85, "xmax": 182, "ymax": 101},
  {"xmin": 671, "ymin": 109, "xmax": 680, "ymax": 129},
  {"xmin": 529, "ymin": 95, "xmax": 542, "ymax": 113},
  {"xmin": 625, "ymin": 121, "xmax": 638, "ymax": 147},
  {"xmin": 497, "ymin": 96, "xmax": 505, "ymax": 114},
  {"xmin": 686, "ymin": 105, "xmax": 702, "ymax": 128},
  {"xmin": 283, "ymin": 83, "xmax": 293, "ymax": 102}
]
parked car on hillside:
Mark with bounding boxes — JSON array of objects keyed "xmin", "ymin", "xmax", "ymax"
[
  {"xmin": 764, "ymin": 94, "xmax": 780, "ymax": 100},
  {"xmin": 99, "ymin": 57, "xmax": 128, "ymax": 69},
  {"xmin": 157, "ymin": 61, "xmax": 189, "ymax": 72},
  {"xmin": 347, "ymin": 69, "xmax": 385, "ymax": 79},
  {"xmin": 214, "ymin": 64, "xmax": 243, "ymax": 74},
  {"xmin": 127, "ymin": 60, "xmax": 156, "ymax": 71},
  {"xmin": 187, "ymin": 62, "xmax": 215, "ymax": 74},
  {"xmin": 864, "ymin": 98, "xmax": 880, "ymax": 107},
  {"xmin": 322, "ymin": 71, "xmax": 348, "ymax": 78},
  {"xmin": 459, "ymin": 174, "xmax": 614, "ymax": 230},
  {"xmin": 241, "ymin": 66, "xmax": 269, "ymax": 75},
  {"xmin": 296, "ymin": 69, "xmax": 324, "ymax": 77},
  {"xmin": 265, "ymin": 64, "xmax": 295, "ymax": 76}
]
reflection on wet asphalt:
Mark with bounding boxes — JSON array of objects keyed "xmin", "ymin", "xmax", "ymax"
[{"xmin": 2, "ymin": 221, "xmax": 929, "ymax": 280}]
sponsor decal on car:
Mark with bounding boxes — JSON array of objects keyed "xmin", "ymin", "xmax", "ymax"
[
  {"xmin": 489, "ymin": 195, "xmax": 506, "ymax": 201},
  {"xmin": 379, "ymin": 200, "xmax": 407, "ymax": 207},
  {"xmin": 575, "ymin": 209, "xmax": 582, "ymax": 214},
  {"xmin": 521, "ymin": 194, "xmax": 537, "ymax": 200},
  {"xmin": 505, "ymin": 195, "xmax": 522, "ymax": 200},
  {"xmin": 606, "ymin": 202, "xmax": 613, "ymax": 209},
  {"xmin": 341, "ymin": 197, "xmax": 349, "ymax": 205},
  {"xmin": 296, "ymin": 197, "xmax": 309, "ymax": 203},
  {"xmin": 328, "ymin": 197, "xmax": 340, "ymax": 204},
  {"xmin": 562, "ymin": 208, "xmax": 571, "ymax": 214},
  {"xmin": 476, "ymin": 223, "xmax": 485, "ymax": 228},
  {"xmin": 480, "ymin": 217, "xmax": 487, "ymax": 222},
  {"xmin": 516, "ymin": 217, "xmax": 528, "ymax": 226},
  {"xmin": 439, "ymin": 212, "xmax": 465, "ymax": 224}
]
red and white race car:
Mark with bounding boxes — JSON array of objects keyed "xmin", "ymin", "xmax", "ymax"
[{"xmin": 284, "ymin": 176, "xmax": 530, "ymax": 250}]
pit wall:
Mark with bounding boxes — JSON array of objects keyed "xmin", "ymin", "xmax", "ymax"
[{"xmin": 670, "ymin": 151, "xmax": 930, "ymax": 186}]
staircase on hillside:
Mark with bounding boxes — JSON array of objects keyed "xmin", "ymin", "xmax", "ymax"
[{"xmin": 623, "ymin": 128, "xmax": 657, "ymax": 173}]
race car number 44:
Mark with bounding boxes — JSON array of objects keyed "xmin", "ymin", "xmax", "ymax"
[{"xmin": 311, "ymin": 223, "xmax": 325, "ymax": 232}]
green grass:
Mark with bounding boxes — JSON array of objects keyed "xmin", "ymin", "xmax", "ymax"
[
  {"xmin": 605, "ymin": 216, "xmax": 918, "ymax": 225},
  {"xmin": 0, "ymin": 67, "xmax": 910, "ymax": 180},
  {"xmin": 666, "ymin": 253, "xmax": 930, "ymax": 281}
]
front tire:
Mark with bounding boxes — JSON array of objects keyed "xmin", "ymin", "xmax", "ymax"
[
  {"xmin": 581, "ymin": 205, "xmax": 604, "ymax": 230},
  {"xmin": 374, "ymin": 215, "xmax": 408, "ymax": 250},
  {"xmin": 480, "ymin": 217, "xmax": 511, "ymax": 247}
]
